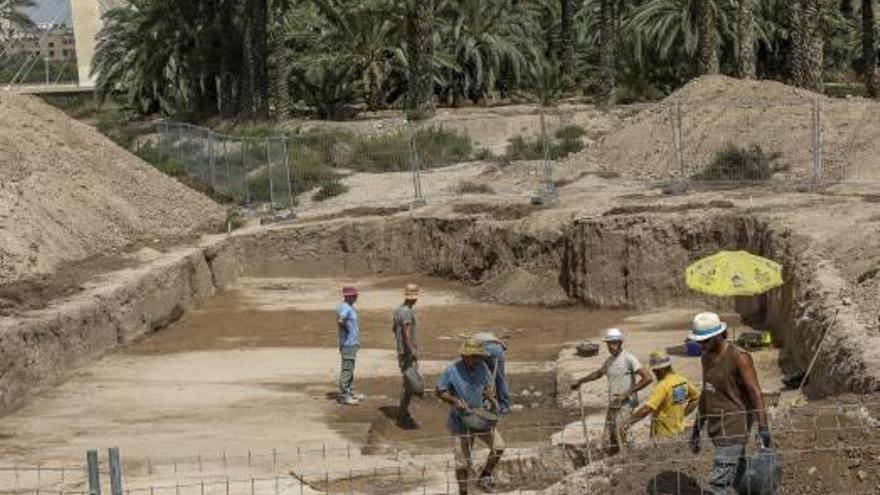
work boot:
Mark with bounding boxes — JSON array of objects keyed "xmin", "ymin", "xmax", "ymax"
[
  {"xmin": 396, "ymin": 414, "xmax": 419, "ymax": 430},
  {"xmin": 351, "ymin": 392, "xmax": 365, "ymax": 401},
  {"xmin": 338, "ymin": 395, "xmax": 360, "ymax": 406},
  {"xmin": 476, "ymin": 474, "xmax": 497, "ymax": 492}
]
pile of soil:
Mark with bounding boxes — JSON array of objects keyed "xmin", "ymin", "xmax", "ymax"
[
  {"xmin": 568, "ymin": 75, "xmax": 880, "ymax": 182},
  {"xmin": 0, "ymin": 94, "xmax": 223, "ymax": 289}
]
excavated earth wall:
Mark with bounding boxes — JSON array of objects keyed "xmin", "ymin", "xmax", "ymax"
[{"xmin": 0, "ymin": 211, "xmax": 875, "ymax": 415}]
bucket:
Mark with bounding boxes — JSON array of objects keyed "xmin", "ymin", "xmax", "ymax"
[{"xmin": 686, "ymin": 341, "xmax": 702, "ymax": 357}]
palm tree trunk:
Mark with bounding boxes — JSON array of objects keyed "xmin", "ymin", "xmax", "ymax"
[
  {"xmin": 560, "ymin": 0, "xmax": 575, "ymax": 88},
  {"xmin": 697, "ymin": 0, "xmax": 719, "ymax": 75},
  {"xmin": 863, "ymin": 0, "xmax": 877, "ymax": 97},
  {"xmin": 406, "ymin": 0, "xmax": 435, "ymax": 119},
  {"xmin": 243, "ymin": 0, "xmax": 270, "ymax": 118},
  {"xmin": 791, "ymin": 0, "xmax": 824, "ymax": 91},
  {"xmin": 598, "ymin": 0, "xmax": 615, "ymax": 102},
  {"xmin": 737, "ymin": 0, "xmax": 756, "ymax": 79}
]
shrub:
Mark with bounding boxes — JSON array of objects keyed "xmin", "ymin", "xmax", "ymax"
[
  {"xmin": 693, "ymin": 144, "xmax": 783, "ymax": 182},
  {"xmin": 222, "ymin": 207, "xmax": 245, "ymax": 232},
  {"xmin": 473, "ymin": 148, "xmax": 494, "ymax": 160},
  {"xmin": 312, "ymin": 179, "xmax": 349, "ymax": 201},
  {"xmin": 505, "ymin": 135, "xmax": 544, "ymax": 161},
  {"xmin": 456, "ymin": 181, "xmax": 495, "ymax": 195},
  {"xmin": 504, "ymin": 125, "xmax": 586, "ymax": 162}
]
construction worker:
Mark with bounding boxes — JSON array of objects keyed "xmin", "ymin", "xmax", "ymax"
[
  {"xmin": 394, "ymin": 283, "xmax": 422, "ymax": 428},
  {"xmin": 437, "ymin": 339, "xmax": 505, "ymax": 495},
  {"xmin": 621, "ymin": 350, "xmax": 700, "ymax": 440},
  {"xmin": 336, "ymin": 285, "xmax": 362, "ymax": 406},
  {"xmin": 570, "ymin": 328, "xmax": 653, "ymax": 454},
  {"xmin": 687, "ymin": 312, "xmax": 771, "ymax": 495},
  {"xmin": 472, "ymin": 332, "xmax": 511, "ymax": 415}
]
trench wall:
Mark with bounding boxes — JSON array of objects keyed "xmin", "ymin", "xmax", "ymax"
[{"xmin": 0, "ymin": 211, "xmax": 875, "ymax": 415}]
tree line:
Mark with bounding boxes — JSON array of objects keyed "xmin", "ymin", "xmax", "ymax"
[{"xmin": 64, "ymin": 0, "xmax": 880, "ymax": 119}]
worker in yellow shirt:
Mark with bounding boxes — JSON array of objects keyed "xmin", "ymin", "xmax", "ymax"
[{"xmin": 621, "ymin": 350, "xmax": 700, "ymax": 439}]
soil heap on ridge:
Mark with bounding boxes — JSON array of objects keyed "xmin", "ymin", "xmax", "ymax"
[
  {"xmin": 565, "ymin": 75, "xmax": 880, "ymax": 181},
  {"xmin": 0, "ymin": 93, "xmax": 224, "ymax": 287}
]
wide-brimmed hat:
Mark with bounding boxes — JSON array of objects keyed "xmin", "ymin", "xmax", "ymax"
[
  {"xmin": 471, "ymin": 331, "xmax": 500, "ymax": 343},
  {"xmin": 404, "ymin": 283, "xmax": 420, "ymax": 299},
  {"xmin": 459, "ymin": 338, "xmax": 488, "ymax": 357},
  {"xmin": 688, "ymin": 312, "xmax": 728, "ymax": 342},
  {"xmin": 342, "ymin": 285, "xmax": 358, "ymax": 297},
  {"xmin": 603, "ymin": 328, "xmax": 624, "ymax": 342},
  {"xmin": 649, "ymin": 350, "xmax": 673, "ymax": 370}
]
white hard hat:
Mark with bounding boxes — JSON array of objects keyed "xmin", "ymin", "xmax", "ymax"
[{"xmin": 603, "ymin": 328, "xmax": 624, "ymax": 342}]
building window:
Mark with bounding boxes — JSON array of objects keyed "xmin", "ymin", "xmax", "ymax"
[
  {"xmin": 48, "ymin": 42, "xmax": 54, "ymax": 47},
  {"xmin": 48, "ymin": 50, "xmax": 55, "ymax": 57}
]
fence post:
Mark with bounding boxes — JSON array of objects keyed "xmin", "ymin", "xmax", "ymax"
[
  {"xmin": 538, "ymin": 107, "xmax": 557, "ymax": 202},
  {"xmin": 242, "ymin": 139, "xmax": 250, "ymax": 205},
  {"xmin": 281, "ymin": 136, "xmax": 295, "ymax": 214},
  {"xmin": 265, "ymin": 139, "xmax": 276, "ymax": 210},
  {"xmin": 669, "ymin": 101, "xmax": 685, "ymax": 179},
  {"xmin": 812, "ymin": 97, "xmax": 823, "ymax": 188},
  {"xmin": 223, "ymin": 138, "xmax": 231, "ymax": 198},
  {"xmin": 209, "ymin": 130, "xmax": 218, "ymax": 193},
  {"xmin": 87, "ymin": 450, "xmax": 100, "ymax": 495},
  {"xmin": 406, "ymin": 119, "xmax": 426, "ymax": 208},
  {"xmin": 108, "ymin": 448, "xmax": 123, "ymax": 495},
  {"xmin": 159, "ymin": 122, "xmax": 168, "ymax": 162},
  {"xmin": 177, "ymin": 124, "xmax": 184, "ymax": 167}
]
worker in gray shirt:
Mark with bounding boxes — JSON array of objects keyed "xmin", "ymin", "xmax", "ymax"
[{"xmin": 394, "ymin": 283, "xmax": 422, "ymax": 428}]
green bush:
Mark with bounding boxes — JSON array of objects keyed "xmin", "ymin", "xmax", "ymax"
[
  {"xmin": 456, "ymin": 181, "xmax": 495, "ymax": 194},
  {"xmin": 312, "ymin": 179, "xmax": 349, "ymax": 201},
  {"xmin": 692, "ymin": 144, "xmax": 783, "ymax": 181},
  {"xmin": 504, "ymin": 124, "xmax": 586, "ymax": 162},
  {"xmin": 554, "ymin": 125, "xmax": 586, "ymax": 141}
]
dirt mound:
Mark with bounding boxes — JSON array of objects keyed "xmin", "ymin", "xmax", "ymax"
[
  {"xmin": 570, "ymin": 75, "xmax": 880, "ymax": 182},
  {"xmin": 0, "ymin": 93, "xmax": 224, "ymax": 287}
]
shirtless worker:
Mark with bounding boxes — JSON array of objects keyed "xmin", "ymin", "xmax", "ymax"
[{"xmin": 688, "ymin": 312, "xmax": 771, "ymax": 495}]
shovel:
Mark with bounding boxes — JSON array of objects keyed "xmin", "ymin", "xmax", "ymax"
[{"xmin": 577, "ymin": 386, "xmax": 592, "ymax": 464}]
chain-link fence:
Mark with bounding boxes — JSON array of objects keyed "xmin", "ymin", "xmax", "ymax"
[
  {"xmin": 115, "ymin": 96, "xmax": 880, "ymax": 215},
  {"xmin": 12, "ymin": 400, "xmax": 880, "ymax": 495}
]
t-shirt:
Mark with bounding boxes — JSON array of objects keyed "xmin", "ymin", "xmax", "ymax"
[
  {"xmin": 436, "ymin": 360, "xmax": 491, "ymax": 434},
  {"xmin": 392, "ymin": 304, "xmax": 417, "ymax": 356},
  {"xmin": 336, "ymin": 302, "xmax": 359, "ymax": 347},
  {"xmin": 643, "ymin": 371, "xmax": 700, "ymax": 437},
  {"xmin": 602, "ymin": 351, "xmax": 642, "ymax": 408}
]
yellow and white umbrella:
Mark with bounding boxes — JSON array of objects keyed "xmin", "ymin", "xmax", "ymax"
[{"xmin": 686, "ymin": 251, "xmax": 783, "ymax": 297}]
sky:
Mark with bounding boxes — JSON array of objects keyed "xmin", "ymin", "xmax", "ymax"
[{"xmin": 26, "ymin": 0, "xmax": 72, "ymax": 25}]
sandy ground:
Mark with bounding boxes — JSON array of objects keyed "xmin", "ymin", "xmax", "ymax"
[{"xmin": 0, "ymin": 269, "xmax": 740, "ymax": 495}]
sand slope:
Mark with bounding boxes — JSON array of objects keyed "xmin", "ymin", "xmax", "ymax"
[
  {"xmin": 569, "ymin": 75, "xmax": 880, "ymax": 181},
  {"xmin": 0, "ymin": 93, "xmax": 224, "ymax": 285}
]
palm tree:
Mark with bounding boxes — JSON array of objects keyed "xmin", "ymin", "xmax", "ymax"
[
  {"xmin": 696, "ymin": 0, "xmax": 719, "ymax": 74},
  {"xmin": 598, "ymin": 0, "xmax": 616, "ymax": 101},
  {"xmin": 436, "ymin": 0, "xmax": 537, "ymax": 104},
  {"xmin": 0, "ymin": 0, "xmax": 34, "ymax": 33},
  {"xmin": 737, "ymin": 0, "xmax": 756, "ymax": 78},
  {"xmin": 243, "ymin": 0, "xmax": 270, "ymax": 118},
  {"xmin": 92, "ymin": 0, "xmax": 245, "ymax": 115},
  {"xmin": 560, "ymin": 0, "xmax": 576, "ymax": 87},
  {"xmin": 406, "ymin": 0, "xmax": 435, "ymax": 118},
  {"xmin": 863, "ymin": 0, "xmax": 876, "ymax": 96},
  {"xmin": 791, "ymin": 0, "xmax": 823, "ymax": 91}
]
